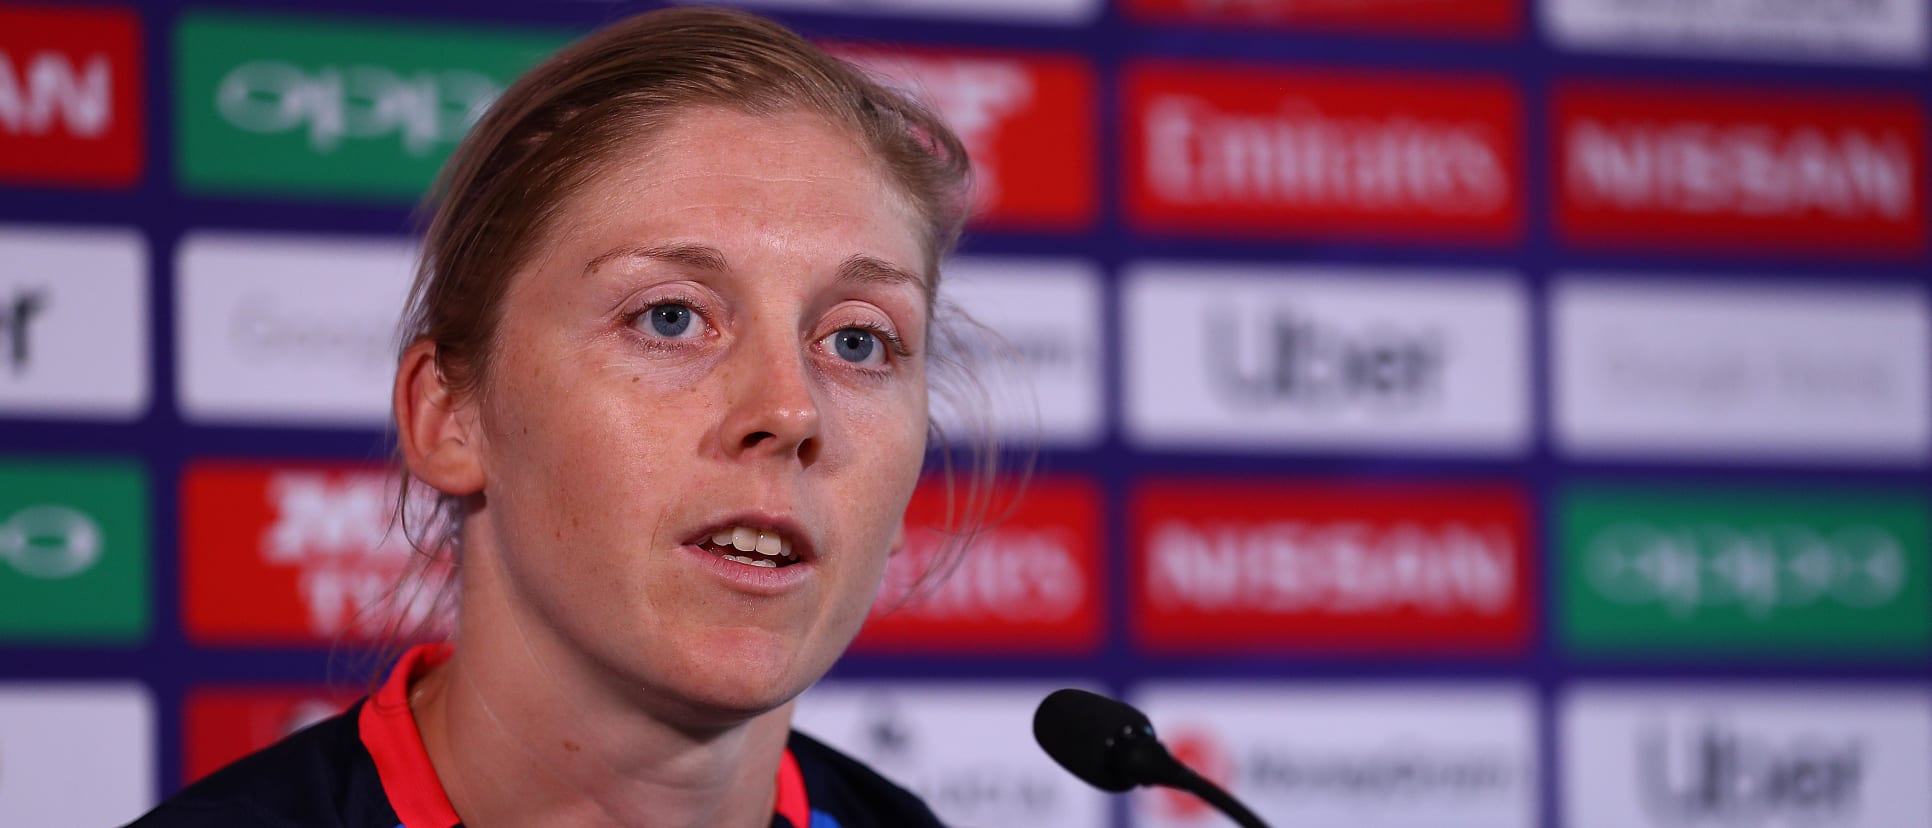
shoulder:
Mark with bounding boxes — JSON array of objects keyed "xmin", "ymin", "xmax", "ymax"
[
  {"xmin": 787, "ymin": 730, "xmax": 946, "ymax": 828},
  {"xmin": 123, "ymin": 701, "xmax": 397, "ymax": 828}
]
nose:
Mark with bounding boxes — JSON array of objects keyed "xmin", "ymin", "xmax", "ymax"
[{"xmin": 716, "ymin": 329, "xmax": 822, "ymax": 466}]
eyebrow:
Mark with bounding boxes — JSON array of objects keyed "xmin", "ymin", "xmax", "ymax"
[
  {"xmin": 583, "ymin": 243, "xmax": 929, "ymax": 297},
  {"xmin": 583, "ymin": 242, "xmax": 727, "ymax": 276}
]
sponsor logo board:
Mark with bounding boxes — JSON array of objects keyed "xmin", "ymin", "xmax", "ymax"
[
  {"xmin": 176, "ymin": 232, "xmax": 412, "ymax": 427},
  {"xmin": 855, "ymin": 476, "xmax": 1102, "ymax": 654},
  {"xmin": 1127, "ymin": 0, "xmax": 1518, "ymax": 39},
  {"xmin": 184, "ymin": 687, "xmax": 357, "ymax": 783},
  {"xmin": 175, "ymin": 11, "xmax": 565, "ymax": 200},
  {"xmin": 1560, "ymin": 485, "xmax": 1930, "ymax": 656},
  {"xmin": 676, "ymin": 0, "xmax": 1100, "ymax": 25},
  {"xmin": 181, "ymin": 461, "xmax": 447, "ymax": 645},
  {"xmin": 1125, "ymin": 62, "xmax": 1522, "ymax": 244},
  {"xmin": 1124, "ymin": 264, "xmax": 1528, "ymax": 454},
  {"xmin": 0, "ymin": 225, "xmax": 148, "ymax": 420},
  {"xmin": 1545, "ymin": 0, "xmax": 1927, "ymax": 66},
  {"xmin": 1130, "ymin": 683, "xmax": 1536, "ymax": 828},
  {"xmin": 1555, "ymin": 82, "xmax": 1927, "ymax": 256},
  {"xmin": 1133, "ymin": 480, "xmax": 1531, "ymax": 653},
  {"xmin": 928, "ymin": 259, "xmax": 1103, "ymax": 447},
  {"xmin": 0, "ymin": 684, "xmax": 154, "ymax": 826},
  {"xmin": 1563, "ymin": 685, "xmax": 1932, "ymax": 828},
  {"xmin": 832, "ymin": 48, "xmax": 1095, "ymax": 230},
  {"xmin": 1555, "ymin": 278, "xmax": 1930, "ymax": 464},
  {"xmin": 0, "ymin": 460, "xmax": 147, "ymax": 641},
  {"xmin": 0, "ymin": 4, "xmax": 142, "ymax": 187},
  {"xmin": 795, "ymin": 682, "xmax": 1107, "ymax": 828}
]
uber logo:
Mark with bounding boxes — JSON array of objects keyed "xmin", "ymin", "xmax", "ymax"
[
  {"xmin": 0, "ymin": 289, "xmax": 46, "ymax": 373},
  {"xmin": 1208, "ymin": 307, "xmax": 1443, "ymax": 411},
  {"xmin": 1125, "ymin": 263, "xmax": 1528, "ymax": 455},
  {"xmin": 0, "ymin": 226, "xmax": 148, "ymax": 420}
]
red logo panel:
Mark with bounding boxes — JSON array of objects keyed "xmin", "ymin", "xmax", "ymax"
[
  {"xmin": 832, "ymin": 45, "xmax": 1096, "ymax": 231},
  {"xmin": 1126, "ymin": 0, "xmax": 1518, "ymax": 40},
  {"xmin": 182, "ymin": 462, "xmax": 446, "ymax": 645},
  {"xmin": 1555, "ymin": 81, "xmax": 1927, "ymax": 257},
  {"xmin": 853, "ymin": 476, "xmax": 1103, "ymax": 654},
  {"xmin": 0, "ymin": 3, "xmax": 142, "ymax": 187},
  {"xmin": 184, "ymin": 688, "xmax": 358, "ymax": 783},
  {"xmin": 1132, "ymin": 480, "xmax": 1531, "ymax": 653},
  {"xmin": 1125, "ymin": 62, "xmax": 1523, "ymax": 244}
]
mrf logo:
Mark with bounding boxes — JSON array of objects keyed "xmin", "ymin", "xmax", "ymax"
[
  {"xmin": 1125, "ymin": 61, "xmax": 1522, "ymax": 245},
  {"xmin": 853, "ymin": 476, "xmax": 1102, "ymax": 654},
  {"xmin": 182, "ymin": 462, "xmax": 446, "ymax": 644},
  {"xmin": 1555, "ymin": 81, "xmax": 1927, "ymax": 257},
  {"xmin": 184, "ymin": 688, "xmax": 356, "ymax": 784},
  {"xmin": 0, "ymin": 4, "xmax": 142, "ymax": 187},
  {"xmin": 831, "ymin": 45, "xmax": 1095, "ymax": 230},
  {"xmin": 1133, "ymin": 480, "xmax": 1531, "ymax": 654}
]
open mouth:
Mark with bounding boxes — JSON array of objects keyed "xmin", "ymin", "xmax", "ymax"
[{"xmin": 696, "ymin": 526, "xmax": 802, "ymax": 569}]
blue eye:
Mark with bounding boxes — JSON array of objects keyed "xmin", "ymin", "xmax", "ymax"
[
  {"xmin": 638, "ymin": 303, "xmax": 700, "ymax": 339},
  {"xmin": 828, "ymin": 327, "xmax": 881, "ymax": 365}
]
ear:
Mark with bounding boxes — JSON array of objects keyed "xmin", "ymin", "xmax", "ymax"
[{"xmin": 394, "ymin": 339, "xmax": 486, "ymax": 496}]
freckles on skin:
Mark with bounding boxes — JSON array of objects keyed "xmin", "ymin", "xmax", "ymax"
[{"xmin": 467, "ymin": 107, "xmax": 932, "ymax": 718}]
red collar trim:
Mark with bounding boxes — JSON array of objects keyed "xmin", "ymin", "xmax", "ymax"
[
  {"xmin": 360, "ymin": 642, "xmax": 463, "ymax": 828},
  {"xmin": 359, "ymin": 643, "xmax": 813, "ymax": 828},
  {"xmin": 775, "ymin": 743, "xmax": 809, "ymax": 828}
]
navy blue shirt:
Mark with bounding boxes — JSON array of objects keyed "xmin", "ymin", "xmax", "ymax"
[{"xmin": 128, "ymin": 646, "xmax": 944, "ymax": 828}]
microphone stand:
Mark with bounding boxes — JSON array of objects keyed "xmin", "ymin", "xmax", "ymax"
[{"xmin": 1123, "ymin": 728, "xmax": 1271, "ymax": 828}]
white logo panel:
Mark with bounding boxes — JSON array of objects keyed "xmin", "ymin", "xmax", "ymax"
[
  {"xmin": 1130, "ymin": 683, "xmax": 1537, "ymax": 828},
  {"xmin": 0, "ymin": 684, "xmax": 155, "ymax": 826},
  {"xmin": 932, "ymin": 259, "xmax": 1103, "ymax": 447},
  {"xmin": 794, "ymin": 682, "xmax": 1107, "ymax": 828},
  {"xmin": 177, "ymin": 232, "xmax": 414, "ymax": 427},
  {"xmin": 1124, "ymin": 264, "xmax": 1528, "ymax": 454},
  {"xmin": 1545, "ymin": 0, "xmax": 1927, "ymax": 66},
  {"xmin": 1554, "ymin": 277, "xmax": 1930, "ymax": 465},
  {"xmin": 676, "ymin": 0, "xmax": 1099, "ymax": 25},
  {"xmin": 0, "ymin": 225, "xmax": 148, "ymax": 420},
  {"xmin": 1563, "ymin": 684, "xmax": 1932, "ymax": 828}
]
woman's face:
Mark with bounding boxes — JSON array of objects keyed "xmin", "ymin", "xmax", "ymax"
[{"xmin": 467, "ymin": 107, "xmax": 930, "ymax": 721}]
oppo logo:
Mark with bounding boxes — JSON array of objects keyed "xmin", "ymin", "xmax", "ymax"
[
  {"xmin": 0, "ymin": 48, "xmax": 111, "ymax": 138},
  {"xmin": 1585, "ymin": 522, "xmax": 1907, "ymax": 617},
  {"xmin": 1640, "ymin": 723, "xmax": 1862, "ymax": 825},
  {"xmin": 0, "ymin": 288, "xmax": 47, "ymax": 373},
  {"xmin": 0, "ymin": 504, "xmax": 102, "ymax": 580},
  {"xmin": 1208, "ymin": 307, "xmax": 1444, "ymax": 409},
  {"xmin": 215, "ymin": 61, "xmax": 501, "ymax": 156}
]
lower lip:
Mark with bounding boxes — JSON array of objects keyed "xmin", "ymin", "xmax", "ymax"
[{"xmin": 681, "ymin": 543, "xmax": 813, "ymax": 594}]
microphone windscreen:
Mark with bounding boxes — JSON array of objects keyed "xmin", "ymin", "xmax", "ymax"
[{"xmin": 1032, "ymin": 688, "xmax": 1153, "ymax": 792}]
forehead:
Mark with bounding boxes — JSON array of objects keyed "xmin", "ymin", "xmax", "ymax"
[{"xmin": 536, "ymin": 107, "xmax": 929, "ymax": 288}]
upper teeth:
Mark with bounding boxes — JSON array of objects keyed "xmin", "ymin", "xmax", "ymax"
[{"xmin": 711, "ymin": 526, "xmax": 795, "ymax": 559}]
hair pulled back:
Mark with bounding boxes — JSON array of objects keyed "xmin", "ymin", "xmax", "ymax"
[{"xmin": 376, "ymin": 7, "xmax": 997, "ymax": 648}]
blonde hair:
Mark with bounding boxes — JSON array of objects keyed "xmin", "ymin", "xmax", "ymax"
[{"xmin": 366, "ymin": 6, "xmax": 1005, "ymax": 660}]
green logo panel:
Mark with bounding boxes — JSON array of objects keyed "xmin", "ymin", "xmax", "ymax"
[
  {"xmin": 0, "ymin": 460, "xmax": 149, "ymax": 642},
  {"xmin": 1560, "ymin": 485, "xmax": 1930, "ymax": 657},
  {"xmin": 175, "ymin": 11, "xmax": 568, "ymax": 200}
]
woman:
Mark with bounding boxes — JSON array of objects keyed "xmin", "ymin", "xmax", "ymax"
[{"xmin": 134, "ymin": 6, "xmax": 977, "ymax": 826}]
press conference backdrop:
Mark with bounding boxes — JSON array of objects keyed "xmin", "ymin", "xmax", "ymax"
[{"xmin": 3, "ymin": 0, "xmax": 1931, "ymax": 825}]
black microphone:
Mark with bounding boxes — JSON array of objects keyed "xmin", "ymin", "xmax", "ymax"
[{"xmin": 1032, "ymin": 688, "xmax": 1271, "ymax": 828}]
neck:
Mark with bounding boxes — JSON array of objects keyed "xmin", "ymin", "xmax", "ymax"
[{"xmin": 411, "ymin": 542, "xmax": 791, "ymax": 828}]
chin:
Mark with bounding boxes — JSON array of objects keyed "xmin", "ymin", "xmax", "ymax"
[{"xmin": 654, "ymin": 626, "xmax": 828, "ymax": 723}]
